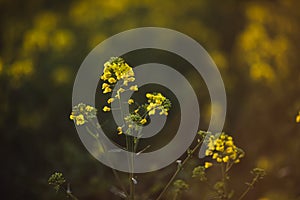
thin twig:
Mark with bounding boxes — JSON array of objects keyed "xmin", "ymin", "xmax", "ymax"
[
  {"xmin": 155, "ymin": 138, "xmax": 204, "ymax": 200},
  {"xmin": 237, "ymin": 175, "xmax": 260, "ymax": 200}
]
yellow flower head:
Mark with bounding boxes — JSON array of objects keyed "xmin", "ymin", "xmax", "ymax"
[
  {"xmin": 108, "ymin": 77, "xmax": 116, "ymax": 84},
  {"xmin": 75, "ymin": 114, "xmax": 85, "ymax": 125},
  {"xmin": 101, "ymin": 57, "xmax": 135, "ymax": 85},
  {"xmin": 107, "ymin": 98, "xmax": 114, "ymax": 104},
  {"xmin": 103, "ymin": 106, "xmax": 111, "ymax": 112},
  {"xmin": 146, "ymin": 93, "xmax": 153, "ymax": 98},
  {"xmin": 296, "ymin": 112, "xmax": 300, "ymax": 123},
  {"xmin": 117, "ymin": 126, "xmax": 123, "ymax": 135},
  {"xmin": 222, "ymin": 156, "xmax": 229, "ymax": 162},
  {"xmin": 117, "ymin": 87, "xmax": 125, "ymax": 93},
  {"xmin": 129, "ymin": 85, "xmax": 138, "ymax": 91},
  {"xmin": 140, "ymin": 118, "xmax": 147, "ymax": 125},
  {"xmin": 148, "ymin": 109, "xmax": 156, "ymax": 116},
  {"xmin": 85, "ymin": 106, "xmax": 93, "ymax": 112},
  {"xmin": 204, "ymin": 162, "xmax": 213, "ymax": 169},
  {"xmin": 102, "ymin": 83, "xmax": 109, "ymax": 89},
  {"xmin": 70, "ymin": 103, "xmax": 97, "ymax": 125},
  {"xmin": 146, "ymin": 93, "xmax": 171, "ymax": 116},
  {"xmin": 205, "ymin": 132, "xmax": 244, "ymax": 164},
  {"xmin": 103, "ymin": 87, "xmax": 112, "ymax": 94},
  {"xmin": 128, "ymin": 99, "xmax": 134, "ymax": 105},
  {"xmin": 70, "ymin": 113, "xmax": 75, "ymax": 120}
]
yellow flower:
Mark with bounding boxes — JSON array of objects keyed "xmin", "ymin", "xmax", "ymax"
[
  {"xmin": 70, "ymin": 112, "xmax": 75, "ymax": 120},
  {"xmin": 103, "ymin": 106, "xmax": 111, "ymax": 112},
  {"xmin": 146, "ymin": 93, "xmax": 153, "ymax": 98},
  {"xmin": 204, "ymin": 162, "xmax": 213, "ymax": 168},
  {"xmin": 212, "ymin": 153, "xmax": 218, "ymax": 159},
  {"xmin": 225, "ymin": 140, "xmax": 233, "ymax": 146},
  {"xmin": 205, "ymin": 132, "xmax": 243, "ymax": 164},
  {"xmin": 101, "ymin": 72, "xmax": 111, "ymax": 80},
  {"xmin": 222, "ymin": 156, "xmax": 229, "ymax": 162},
  {"xmin": 148, "ymin": 109, "xmax": 155, "ymax": 115},
  {"xmin": 103, "ymin": 87, "xmax": 112, "ymax": 94},
  {"xmin": 226, "ymin": 147, "xmax": 233, "ymax": 153},
  {"xmin": 85, "ymin": 105, "xmax": 93, "ymax": 112},
  {"xmin": 108, "ymin": 77, "xmax": 116, "ymax": 84},
  {"xmin": 127, "ymin": 77, "xmax": 135, "ymax": 82},
  {"xmin": 104, "ymin": 61, "xmax": 110, "ymax": 67},
  {"xmin": 107, "ymin": 98, "xmax": 114, "ymax": 104},
  {"xmin": 117, "ymin": 126, "xmax": 123, "ymax": 135},
  {"xmin": 129, "ymin": 85, "xmax": 138, "ymax": 91},
  {"xmin": 216, "ymin": 145, "xmax": 224, "ymax": 152},
  {"xmin": 230, "ymin": 153, "xmax": 237, "ymax": 160},
  {"xmin": 128, "ymin": 99, "xmax": 134, "ymax": 105},
  {"xmin": 102, "ymin": 83, "xmax": 109, "ymax": 89},
  {"xmin": 159, "ymin": 110, "xmax": 168, "ymax": 116},
  {"xmin": 296, "ymin": 112, "xmax": 300, "ymax": 123},
  {"xmin": 117, "ymin": 87, "xmax": 125, "ymax": 93},
  {"xmin": 140, "ymin": 118, "xmax": 147, "ymax": 124},
  {"xmin": 147, "ymin": 102, "xmax": 156, "ymax": 112},
  {"xmin": 205, "ymin": 150, "xmax": 213, "ymax": 156},
  {"xmin": 75, "ymin": 114, "xmax": 85, "ymax": 125}
]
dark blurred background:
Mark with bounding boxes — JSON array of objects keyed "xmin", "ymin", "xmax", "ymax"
[{"xmin": 1, "ymin": 0, "xmax": 300, "ymax": 199}]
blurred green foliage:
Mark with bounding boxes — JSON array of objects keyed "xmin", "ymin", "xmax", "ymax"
[{"xmin": 0, "ymin": 0, "xmax": 300, "ymax": 199}]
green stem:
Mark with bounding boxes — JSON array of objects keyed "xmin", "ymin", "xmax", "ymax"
[
  {"xmin": 221, "ymin": 163, "xmax": 228, "ymax": 199},
  {"xmin": 68, "ymin": 192, "xmax": 79, "ymax": 200},
  {"xmin": 61, "ymin": 186, "xmax": 79, "ymax": 200},
  {"xmin": 172, "ymin": 191, "xmax": 179, "ymax": 200},
  {"xmin": 129, "ymin": 135, "xmax": 135, "ymax": 200},
  {"xmin": 237, "ymin": 175, "xmax": 259, "ymax": 200},
  {"xmin": 225, "ymin": 162, "xmax": 233, "ymax": 173},
  {"xmin": 117, "ymin": 89, "xmax": 134, "ymax": 200},
  {"xmin": 155, "ymin": 138, "xmax": 204, "ymax": 200},
  {"xmin": 86, "ymin": 125, "xmax": 129, "ymax": 198}
]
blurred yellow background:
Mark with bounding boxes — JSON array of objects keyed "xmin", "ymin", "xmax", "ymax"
[{"xmin": 0, "ymin": 0, "xmax": 299, "ymax": 199}]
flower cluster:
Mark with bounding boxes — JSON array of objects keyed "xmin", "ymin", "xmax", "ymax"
[
  {"xmin": 48, "ymin": 172, "xmax": 66, "ymax": 192},
  {"xmin": 125, "ymin": 112, "xmax": 146, "ymax": 128},
  {"xmin": 251, "ymin": 168, "xmax": 266, "ymax": 180},
  {"xmin": 101, "ymin": 57, "xmax": 138, "ymax": 112},
  {"xmin": 192, "ymin": 166, "xmax": 207, "ymax": 181},
  {"xmin": 145, "ymin": 92, "xmax": 171, "ymax": 116},
  {"xmin": 121, "ymin": 93, "xmax": 171, "ymax": 135},
  {"xmin": 205, "ymin": 132, "xmax": 244, "ymax": 164},
  {"xmin": 101, "ymin": 57, "xmax": 134, "ymax": 82},
  {"xmin": 70, "ymin": 103, "xmax": 97, "ymax": 125},
  {"xmin": 173, "ymin": 179, "xmax": 189, "ymax": 191},
  {"xmin": 99, "ymin": 58, "xmax": 172, "ymax": 136}
]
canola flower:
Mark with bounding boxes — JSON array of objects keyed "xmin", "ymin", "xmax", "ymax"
[
  {"xmin": 70, "ymin": 103, "xmax": 97, "ymax": 125},
  {"xmin": 204, "ymin": 162, "xmax": 213, "ymax": 169},
  {"xmin": 117, "ymin": 126, "xmax": 123, "ymax": 135},
  {"xmin": 128, "ymin": 99, "xmax": 134, "ymax": 105},
  {"xmin": 99, "ymin": 57, "xmax": 172, "ymax": 136},
  {"xmin": 100, "ymin": 57, "xmax": 138, "ymax": 111},
  {"xmin": 103, "ymin": 106, "xmax": 111, "ymax": 112},
  {"xmin": 146, "ymin": 93, "xmax": 171, "ymax": 116},
  {"xmin": 296, "ymin": 111, "xmax": 300, "ymax": 123},
  {"xmin": 100, "ymin": 57, "xmax": 135, "ymax": 94},
  {"xmin": 205, "ymin": 132, "xmax": 245, "ymax": 165},
  {"xmin": 123, "ymin": 92, "xmax": 171, "ymax": 132}
]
